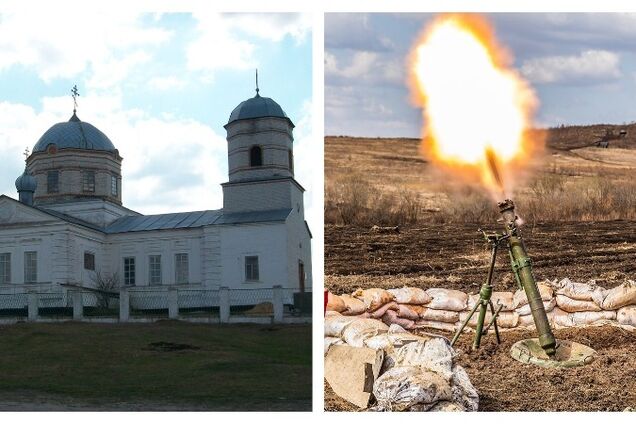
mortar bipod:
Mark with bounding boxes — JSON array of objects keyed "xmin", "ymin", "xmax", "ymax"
[{"xmin": 450, "ymin": 230, "xmax": 509, "ymax": 349}]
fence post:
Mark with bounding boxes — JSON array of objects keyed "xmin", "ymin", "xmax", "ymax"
[
  {"xmin": 273, "ymin": 285, "xmax": 284, "ymax": 324},
  {"xmin": 27, "ymin": 291, "xmax": 38, "ymax": 321},
  {"xmin": 119, "ymin": 288, "xmax": 130, "ymax": 322},
  {"xmin": 219, "ymin": 286, "xmax": 230, "ymax": 323},
  {"xmin": 168, "ymin": 287, "xmax": 179, "ymax": 319},
  {"xmin": 72, "ymin": 290, "xmax": 83, "ymax": 320}
]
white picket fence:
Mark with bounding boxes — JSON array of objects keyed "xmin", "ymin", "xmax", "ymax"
[{"xmin": 0, "ymin": 285, "xmax": 309, "ymax": 324}]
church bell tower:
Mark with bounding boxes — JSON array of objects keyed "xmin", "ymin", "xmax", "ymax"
[{"xmin": 222, "ymin": 74, "xmax": 304, "ymax": 214}]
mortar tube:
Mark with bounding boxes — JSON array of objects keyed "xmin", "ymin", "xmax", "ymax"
[{"xmin": 498, "ymin": 199, "xmax": 557, "ymax": 357}]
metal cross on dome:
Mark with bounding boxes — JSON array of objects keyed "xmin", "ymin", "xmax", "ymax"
[
  {"xmin": 71, "ymin": 85, "xmax": 80, "ymax": 113},
  {"xmin": 255, "ymin": 69, "xmax": 259, "ymax": 96}
]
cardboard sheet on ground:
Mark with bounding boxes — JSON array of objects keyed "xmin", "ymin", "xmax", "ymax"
[{"xmin": 324, "ymin": 345, "xmax": 384, "ymax": 409}]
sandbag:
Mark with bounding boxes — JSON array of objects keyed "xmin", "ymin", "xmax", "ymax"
[
  {"xmin": 397, "ymin": 304, "xmax": 421, "ymax": 321},
  {"xmin": 390, "ymin": 338, "xmax": 455, "ymax": 380},
  {"xmin": 426, "ymin": 288, "xmax": 468, "ymax": 311},
  {"xmin": 420, "ymin": 307, "xmax": 459, "ymax": 323},
  {"xmin": 324, "ymin": 336, "xmax": 344, "ymax": 355},
  {"xmin": 450, "ymin": 364, "xmax": 479, "ymax": 412},
  {"xmin": 468, "ymin": 292, "xmax": 515, "ymax": 312},
  {"xmin": 459, "ymin": 310, "xmax": 519, "ymax": 329},
  {"xmin": 617, "ymin": 306, "xmax": 636, "ymax": 327},
  {"xmin": 554, "ymin": 278, "xmax": 604, "ymax": 301},
  {"xmin": 550, "ymin": 308, "xmax": 616, "ymax": 328},
  {"xmin": 515, "ymin": 298, "xmax": 556, "ymax": 316},
  {"xmin": 595, "ymin": 281, "xmax": 636, "ymax": 310},
  {"xmin": 555, "ymin": 294, "xmax": 602, "ymax": 313},
  {"xmin": 326, "ymin": 292, "xmax": 346, "ymax": 313},
  {"xmin": 353, "ymin": 288, "xmax": 394, "ymax": 311},
  {"xmin": 325, "ymin": 315, "xmax": 360, "ymax": 337},
  {"xmin": 387, "ymin": 287, "xmax": 432, "ymax": 305},
  {"xmin": 381, "ymin": 309, "xmax": 416, "ymax": 330},
  {"xmin": 415, "ymin": 320, "xmax": 457, "ymax": 333},
  {"xmin": 340, "ymin": 294, "xmax": 367, "ymax": 316},
  {"xmin": 513, "ymin": 283, "xmax": 554, "ymax": 308},
  {"xmin": 341, "ymin": 318, "xmax": 389, "ymax": 347},
  {"xmin": 364, "ymin": 332, "xmax": 429, "ymax": 351},
  {"xmin": 372, "ymin": 366, "xmax": 453, "ymax": 411},
  {"xmin": 369, "ymin": 301, "xmax": 399, "ymax": 319}
]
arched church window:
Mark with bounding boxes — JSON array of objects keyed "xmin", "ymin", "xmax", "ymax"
[{"xmin": 250, "ymin": 146, "xmax": 263, "ymax": 167}]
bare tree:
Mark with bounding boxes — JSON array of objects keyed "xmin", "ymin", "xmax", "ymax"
[{"xmin": 89, "ymin": 271, "xmax": 121, "ymax": 311}]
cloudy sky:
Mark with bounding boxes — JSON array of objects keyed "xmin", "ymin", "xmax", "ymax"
[
  {"xmin": 0, "ymin": 11, "xmax": 315, "ymax": 226},
  {"xmin": 325, "ymin": 13, "xmax": 636, "ymax": 137}
]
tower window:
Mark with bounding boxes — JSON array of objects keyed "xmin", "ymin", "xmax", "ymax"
[
  {"xmin": 245, "ymin": 256, "xmax": 259, "ymax": 281},
  {"xmin": 111, "ymin": 176, "xmax": 118, "ymax": 196},
  {"xmin": 82, "ymin": 171, "xmax": 95, "ymax": 193},
  {"xmin": 249, "ymin": 146, "xmax": 263, "ymax": 167},
  {"xmin": 47, "ymin": 171, "xmax": 59, "ymax": 193},
  {"xmin": 288, "ymin": 149, "xmax": 294, "ymax": 173}
]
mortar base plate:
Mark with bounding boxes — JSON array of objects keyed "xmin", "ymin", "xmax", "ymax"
[{"xmin": 510, "ymin": 338, "xmax": 596, "ymax": 368}]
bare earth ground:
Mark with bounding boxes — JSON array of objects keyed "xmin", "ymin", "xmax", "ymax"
[
  {"xmin": 325, "ymin": 326, "xmax": 636, "ymax": 411},
  {"xmin": 325, "ymin": 126, "xmax": 636, "ymax": 411},
  {"xmin": 325, "ymin": 221, "xmax": 636, "ymax": 294}
]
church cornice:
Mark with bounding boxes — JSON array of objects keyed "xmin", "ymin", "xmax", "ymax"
[{"xmin": 221, "ymin": 176, "xmax": 305, "ymax": 192}]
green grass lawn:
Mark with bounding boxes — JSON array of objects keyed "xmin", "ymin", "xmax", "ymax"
[{"xmin": 0, "ymin": 321, "xmax": 311, "ymax": 411}]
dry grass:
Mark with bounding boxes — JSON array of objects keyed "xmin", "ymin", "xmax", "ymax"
[{"xmin": 325, "ymin": 127, "xmax": 636, "ymax": 226}]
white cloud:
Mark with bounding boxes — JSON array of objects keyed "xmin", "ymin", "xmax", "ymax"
[
  {"xmin": 0, "ymin": 12, "xmax": 172, "ymax": 88},
  {"xmin": 521, "ymin": 50, "xmax": 622, "ymax": 84},
  {"xmin": 325, "ymin": 50, "xmax": 403, "ymax": 86},
  {"xmin": 147, "ymin": 76, "xmax": 187, "ymax": 91},
  {"xmin": 186, "ymin": 12, "xmax": 310, "ymax": 75}
]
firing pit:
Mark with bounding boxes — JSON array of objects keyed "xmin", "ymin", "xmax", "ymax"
[{"xmin": 510, "ymin": 338, "xmax": 596, "ymax": 368}]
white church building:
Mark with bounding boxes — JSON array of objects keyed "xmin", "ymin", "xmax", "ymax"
[{"xmin": 0, "ymin": 89, "xmax": 312, "ymax": 298}]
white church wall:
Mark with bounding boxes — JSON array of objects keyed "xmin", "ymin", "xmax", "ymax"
[
  {"xmin": 42, "ymin": 199, "xmax": 139, "ymax": 227},
  {"xmin": 218, "ymin": 222, "xmax": 290, "ymax": 289},
  {"xmin": 286, "ymin": 187, "xmax": 313, "ymax": 291},
  {"xmin": 222, "ymin": 178, "xmax": 300, "ymax": 212},
  {"xmin": 106, "ymin": 229, "xmax": 204, "ymax": 288},
  {"xmin": 0, "ymin": 222, "xmax": 67, "ymax": 290}
]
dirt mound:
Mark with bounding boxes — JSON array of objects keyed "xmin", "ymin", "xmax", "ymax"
[{"xmin": 145, "ymin": 342, "xmax": 201, "ymax": 352}]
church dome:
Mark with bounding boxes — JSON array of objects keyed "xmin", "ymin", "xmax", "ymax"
[
  {"xmin": 227, "ymin": 94, "xmax": 293, "ymax": 127},
  {"xmin": 15, "ymin": 168, "xmax": 37, "ymax": 192},
  {"xmin": 32, "ymin": 112, "xmax": 116, "ymax": 153}
]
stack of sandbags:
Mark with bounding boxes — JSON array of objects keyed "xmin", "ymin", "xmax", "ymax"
[
  {"xmin": 553, "ymin": 278, "xmax": 604, "ymax": 312},
  {"xmin": 415, "ymin": 288, "xmax": 467, "ymax": 332},
  {"xmin": 325, "ymin": 278, "xmax": 636, "ymax": 335},
  {"xmin": 370, "ymin": 337, "xmax": 479, "ymax": 411},
  {"xmin": 592, "ymin": 280, "xmax": 636, "ymax": 311}
]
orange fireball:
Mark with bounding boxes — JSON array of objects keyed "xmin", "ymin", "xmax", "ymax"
[{"xmin": 410, "ymin": 14, "xmax": 541, "ymax": 196}]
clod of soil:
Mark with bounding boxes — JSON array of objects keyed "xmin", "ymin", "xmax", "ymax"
[{"xmin": 145, "ymin": 342, "xmax": 201, "ymax": 352}]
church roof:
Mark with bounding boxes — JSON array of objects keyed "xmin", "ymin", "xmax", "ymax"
[
  {"xmin": 104, "ymin": 208, "xmax": 292, "ymax": 233},
  {"xmin": 226, "ymin": 94, "xmax": 293, "ymax": 127},
  {"xmin": 32, "ymin": 113, "xmax": 116, "ymax": 153}
]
